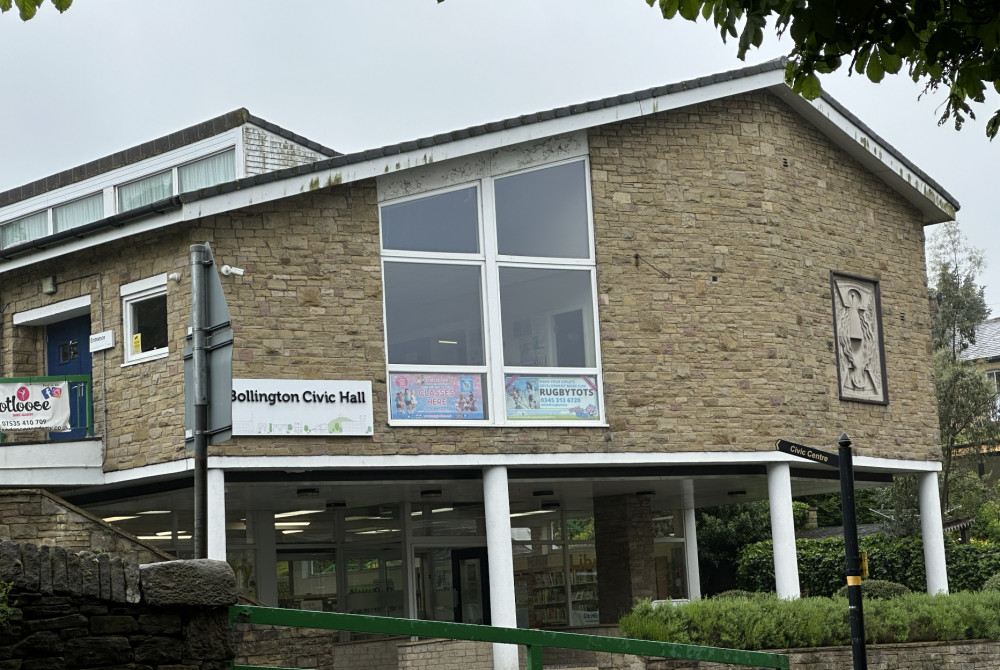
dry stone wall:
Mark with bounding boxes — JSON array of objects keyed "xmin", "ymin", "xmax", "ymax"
[{"xmin": 0, "ymin": 543, "xmax": 236, "ymax": 670}]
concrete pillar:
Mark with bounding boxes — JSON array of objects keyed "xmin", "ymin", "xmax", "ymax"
[
  {"xmin": 483, "ymin": 466, "xmax": 517, "ymax": 670},
  {"xmin": 594, "ymin": 494, "xmax": 655, "ymax": 622},
  {"xmin": 767, "ymin": 463, "xmax": 800, "ymax": 599},
  {"xmin": 682, "ymin": 507, "xmax": 701, "ymax": 601},
  {"xmin": 919, "ymin": 471, "xmax": 949, "ymax": 594},
  {"xmin": 207, "ymin": 468, "xmax": 227, "ymax": 561}
]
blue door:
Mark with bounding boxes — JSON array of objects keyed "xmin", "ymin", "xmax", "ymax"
[{"xmin": 46, "ymin": 315, "xmax": 93, "ymax": 440}]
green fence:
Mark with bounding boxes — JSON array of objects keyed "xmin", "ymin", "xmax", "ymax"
[
  {"xmin": 230, "ymin": 605, "xmax": 790, "ymax": 670},
  {"xmin": 0, "ymin": 375, "xmax": 93, "ymax": 443}
]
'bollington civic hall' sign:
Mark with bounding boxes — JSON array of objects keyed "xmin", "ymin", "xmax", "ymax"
[{"xmin": 231, "ymin": 379, "xmax": 373, "ymax": 437}]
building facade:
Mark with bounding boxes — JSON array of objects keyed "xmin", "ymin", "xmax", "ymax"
[{"xmin": 0, "ymin": 61, "xmax": 955, "ymax": 668}]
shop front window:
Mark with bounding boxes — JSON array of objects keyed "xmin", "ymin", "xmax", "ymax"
[
  {"xmin": 380, "ymin": 158, "xmax": 603, "ymax": 426},
  {"xmin": 653, "ymin": 507, "xmax": 688, "ymax": 601}
]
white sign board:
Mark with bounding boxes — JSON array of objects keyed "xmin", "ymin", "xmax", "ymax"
[
  {"xmin": 232, "ymin": 379, "xmax": 373, "ymax": 437},
  {"xmin": 89, "ymin": 330, "xmax": 115, "ymax": 353},
  {"xmin": 0, "ymin": 381, "xmax": 71, "ymax": 432}
]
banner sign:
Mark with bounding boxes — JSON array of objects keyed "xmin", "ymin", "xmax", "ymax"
[
  {"xmin": 504, "ymin": 375, "xmax": 600, "ymax": 421},
  {"xmin": 0, "ymin": 382, "xmax": 71, "ymax": 432},
  {"xmin": 231, "ymin": 379, "xmax": 373, "ymax": 436},
  {"xmin": 389, "ymin": 373, "xmax": 485, "ymax": 420}
]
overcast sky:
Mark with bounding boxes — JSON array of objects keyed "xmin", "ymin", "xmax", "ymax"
[{"xmin": 2, "ymin": 1, "xmax": 996, "ymax": 308}]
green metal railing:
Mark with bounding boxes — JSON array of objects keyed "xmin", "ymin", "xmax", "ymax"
[
  {"xmin": 0, "ymin": 375, "xmax": 93, "ymax": 443},
  {"xmin": 230, "ymin": 605, "xmax": 790, "ymax": 670}
]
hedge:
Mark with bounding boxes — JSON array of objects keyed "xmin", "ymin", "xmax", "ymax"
[
  {"xmin": 619, "ymin": 591, "xmax": 1000, "ymax": 650},
  {"xmin": 736, "ymin": 534, "xmax": 1000, "ymax": 595}
]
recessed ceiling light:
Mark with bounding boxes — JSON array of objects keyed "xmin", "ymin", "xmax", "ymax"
[
  {"xmin": 274, "ymin": 510, "xmax": 324, "ymax": 518},
  {"xmin": 102, "ymin": 516, "xmax": 139, "ymax": 523}
]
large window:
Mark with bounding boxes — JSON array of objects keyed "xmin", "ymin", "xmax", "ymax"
[
  {"xmin": 0, "ymin": 210, "xmax": 47, "ymax": 250},
  {"xmin": 380, "ymin": 158, "xmax": 602, "ymax": 425},
  {"xmin": 53, "ymin": 193, "xmax": 104, "ymax": 233}
]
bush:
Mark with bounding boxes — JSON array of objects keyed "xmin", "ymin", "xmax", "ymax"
[
  {"xmin": 981, "ymin": 573, "xmax": 1000, "ymax": 591},
  {"xmin": 620, "ymin": 591, "xmax": 1000, "ymax": 650},
  {"xmin": 834, "ymin": 579, "xmax": 911, "ymax": 600},
  {"xmin": 712, "ymin": 590, "xmax": 758, "ymax": 600},
  {"xmin": 736, "ymin": 533, "xmax": 1000, "ymax": 596}
]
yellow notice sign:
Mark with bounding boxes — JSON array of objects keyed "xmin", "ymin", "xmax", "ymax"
[{"xmin": 132, "ymin": 333, "xmax": 142, "ymax": 355}]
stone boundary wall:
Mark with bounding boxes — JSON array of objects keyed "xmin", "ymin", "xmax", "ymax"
[
  {"xmin": 0, "ymin": 541, "xmax": 236, "ymax": 670},
  {"xmin": 598, "ymin": 639, "xmax": 1000, "ymax": 670},
  {"xmin": 0, "ymin": 489, "xmax": 175, "ymax": 565}
]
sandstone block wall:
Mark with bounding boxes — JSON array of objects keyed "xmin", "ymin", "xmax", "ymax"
[
  {"xmin": 0, "ymin": 90, "xmax": 940, "ymax": 471},
  {"xmin": 0, "ymin": 489, "xmax": 173, "ymax": 565}
]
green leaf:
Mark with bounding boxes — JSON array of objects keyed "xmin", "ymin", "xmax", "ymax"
[
  {"xmin": 659, "ymin": 0, "xmax": 680, "ymax": 19},
  {"xmin": 0, "ymin": 0, "xmax": 11, "ymax": 12},
  {"xmin": 51, "ymin": 0, "xmax": 71, "ymax": 12},
  {"xmin": 798, "ymin": 72, "xmax": 823, "ymax": 99},
  {"xmin": 15, "ymin": 0, "xmax": 42, "ymax": 20},
  {"xmin": 678, "ymin": 0, "xmax": 702, "ymax": 21},
  {"xmin": 879, "ymin": 47, "xmax": 903, "ymax": 75}
]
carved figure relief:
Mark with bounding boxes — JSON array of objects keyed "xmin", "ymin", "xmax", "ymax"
[{"xmin": 831, "ymin": 274, "xmax": 888, "ymax": 404}]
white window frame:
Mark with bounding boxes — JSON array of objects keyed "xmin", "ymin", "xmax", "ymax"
[
  {"xmin": 116, "ymin": 149, "xmax": 237, "ymax": 213},
  {"xmin": 379, "ymin": 153, "xmax": 604, "ymax": 427},
  {"xmin": 120, "ymin": 273, "xmax": 169, "ymax": 366}
]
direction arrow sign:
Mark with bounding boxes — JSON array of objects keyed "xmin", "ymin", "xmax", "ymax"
[{"xmin": 775, "ymin": 439, "xmax": 840, "ymax": 468}]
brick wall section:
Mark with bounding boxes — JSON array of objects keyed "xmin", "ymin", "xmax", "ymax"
[
  {"xmin": 595, "ymin": 495, "xmax": 656, "ymax": 623},
  {"xmin": 0, "ymin": 544, "xmax": 236, "ymax": 670},
  {"xmin": 598, "ymin": 640, "xmax": 1000, "ymax": 669},
  {"xmin": 0, "ymin": 489, "xmax": 174, "ymax": 564},
  {"xmin": 0, "ymin": 90, "xmax": 940, "ymax": 470},
  {"xmin": 234, "ymin": 626, "xmax": 404, "ymax": 670},
  {"xmin": 243, "ymin": 126, "xmax": 329, "ymax": 176}
]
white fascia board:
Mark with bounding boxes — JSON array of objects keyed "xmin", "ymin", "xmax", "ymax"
[
  {"xmin": 201, "ymin": 450, "xmax": 939, "ymax": 475},
  {"xmin": 13, "ymin": 294, "xmax": 91, "ymax": 326},
  {"xmin": 102, "ymin": 457, "xmax": 194, "ymax": 484},
  {"xmin": 768, "ymin": 85, "xmax": 957, "ymax": 224},
  {"xmin": 0, "ymin": 440, "xmax": 104, "ymax": 486}
]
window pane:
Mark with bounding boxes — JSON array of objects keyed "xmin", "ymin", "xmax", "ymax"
[
  {"xmin": 54, "ymin": 194, "xmax": 104, "ymax": 232},
  {"xmin": 1, "ymin": 211, "xmax": 47, "ymax": 248},
  {"xmin": 499, "ymin": 267, "xmax": 595, "ymax": 367},
  {"xmin": 381, "ymin": 187, "xmax": 479, "ymax": 254},
  {"xmin": 132, "ymin": 294, "xmax": 168, "ymax": 353},
  {"xmin": 495, "ymin": 161, "xmax": 590, "ymax": 258},
  {"xmin": 179, "ymin": 150, "xmax": 236, "ymax": 192},
  {"xmin": 119, "ymin": 171, "xmax": 172, "ymax": 212},
  {"xmin": 384, "ymin": 262, "xmax": 485, "ymax": 366}
]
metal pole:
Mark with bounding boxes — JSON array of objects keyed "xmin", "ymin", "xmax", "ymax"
[
  {"xmin": 190, "ymin": 244, "xmax": 210, "ymax": 559},
  {"xmin": 838, "ymin": 432, "xmax": 867, "ymax": 670}
]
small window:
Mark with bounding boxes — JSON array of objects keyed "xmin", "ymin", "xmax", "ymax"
[
  {"xmin": 179, "ymin": 150, "xmax": 236, "ymax": 192},
  {"xmin": 0, "ymin": 210, "xmax": 48, "ymax": 249},
  {"xmin": 121, "ymin": 274, "xmax": 169, "ymax": 365},
  {"xmin": 119, "ymin": 171, "xmax": 172, "ymax": 212},
  {"xmin": 53, "ymin": 193, "xmax": 104, "ymax": 233},
  {"xmin": 380, "ymin": 186, "xmax": 479, "ymax": 254}
]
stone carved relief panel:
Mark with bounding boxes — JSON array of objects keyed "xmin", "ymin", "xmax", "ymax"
[{"xmin": 831, "ymin": 273, "xmax": 888, "ymax": 404}]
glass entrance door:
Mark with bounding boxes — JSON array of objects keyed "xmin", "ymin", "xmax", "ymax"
[{"xmin": 413, "ymin": 547, "xmax": 489, "ymax": 624}]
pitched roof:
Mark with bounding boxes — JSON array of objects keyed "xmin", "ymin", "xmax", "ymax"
[
  {"xmin": 0, "ymin": 109, "xmax": 340, "ymax": 208},
  {"xmin": 0, "ymin": 60, "xmax": 959, "ymax": 272},
  {"xmin": 961, "ymin": 317, "xmax": 1000, "ymax": 361}
]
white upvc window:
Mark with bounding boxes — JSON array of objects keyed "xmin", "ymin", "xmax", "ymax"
[
  {"xmin": 121, "ymin": 274, "xmax": 169, "ymax": 366},
  {"xmin": 117, "ymin": 149, "xmax": 236, "ymax": 213},
  {"xmin": 380, "ymin": 157, "xmax": 603, "ymax": 426},
  {"xmin": 0, "ymin": 210, "xmax": 47, "ymax": 250}
]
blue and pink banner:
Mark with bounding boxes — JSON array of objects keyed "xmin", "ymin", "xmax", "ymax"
[
  {"xmin": 0, "ymin": 381, "xmax": 71, "ymax": 432},
  {"xmin": 504, "ymin": 375, "xmax": 599, "ymax": 420},
  {"xmin": 389, "ymin": 373, "xmax": 485, "ymax": 420}
]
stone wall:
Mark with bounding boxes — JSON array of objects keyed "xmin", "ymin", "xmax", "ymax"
[
  {"xmin": 598, "ymin": 640, "xmax": 1000, "ymax": 670},
  {"xmin": 0, "ymin": 542, "xmax": 236, "ymax": 670},
  {"xmin": 0, "ymin": 89, "xmax": 941, "ymax": 470},
  {"xmin": 595, "ymin": 494, "xmax": 655, "ymax": 623},
  {"xmin": 0, "ymin": 489, "xmax": 173, "ymax": 565},
  {"xmin": 234, "ymin": 625, "xmax": 404, "ymax": 670}
]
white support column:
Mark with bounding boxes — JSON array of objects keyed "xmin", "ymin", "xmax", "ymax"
[
  {"xmin": 919, "ymin": 471, "xmax": 949, "ymax": 594},
  {"xmin": 483, "ymin": 466, "xmax": 518, "ymax": 670},
  {"xmin": 206, "ymin": 468, "xmax": 227, "ymax": 561},
  {"xmin": 767, "ymin": 463, "xmax": 800, "ymax": 599},
  {"xmin": 682, "ymin": 507, "xmax": 701, "ymax": 601}
]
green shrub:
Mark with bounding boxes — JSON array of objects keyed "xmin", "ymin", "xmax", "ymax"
[
  {"xmin": 736, "ymin": 533, "xmax": 1000, "ymax": 596},
  {"xmin": 712, "ymin": 590, "xmax": 758, "ymax": 600},
  {"xmin": 981, "ymin": 573, "xmax": 1000, "ymax": 591},
  {"xmin": 834, "ymin": 579, "xmax": 911, "ymax": 600},
  {"xmin": 620, "ymin": 591, "xmax": 1000, "ymax": 651}
]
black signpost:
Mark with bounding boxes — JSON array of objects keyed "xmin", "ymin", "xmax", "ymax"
[{"xmin": 776, "ymin": 433, "xmax": 867, "ymax": 670}]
